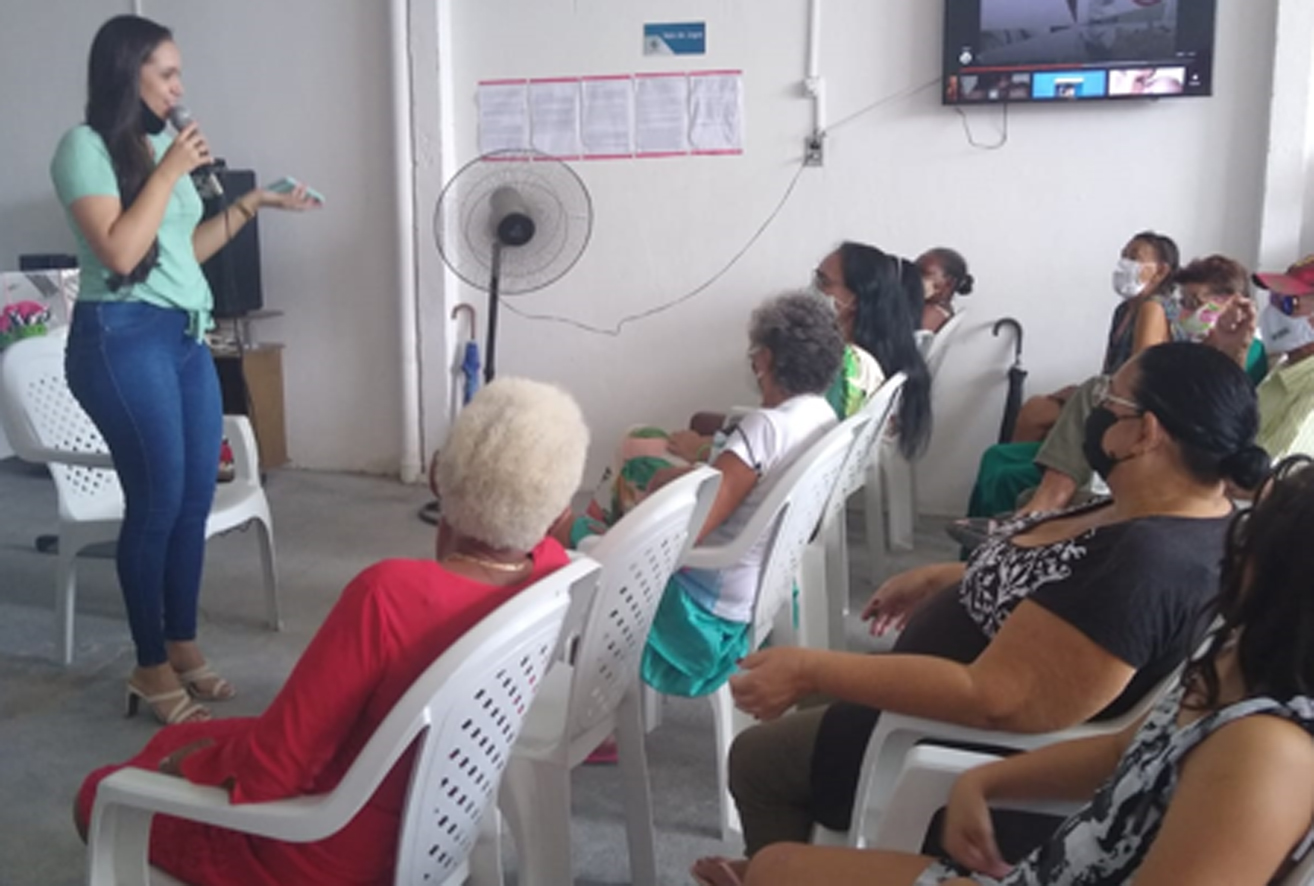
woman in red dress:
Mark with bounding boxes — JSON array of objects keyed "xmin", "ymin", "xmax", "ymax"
[{"xmin": 74, "ymin": 376, "xmax": 591, "ymax": 885}]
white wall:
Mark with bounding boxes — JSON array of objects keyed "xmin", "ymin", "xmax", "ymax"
[
  {"xmin": 0, "ymin": 0, "xmax": 402, "ymax": 473},
  {"xmin": 0, "ymin": 1, "xmax": 1292, "ymax": 502},
  {"xmin": 435, "ymin": 0, "xmax": 1279, "ymax": 514}
]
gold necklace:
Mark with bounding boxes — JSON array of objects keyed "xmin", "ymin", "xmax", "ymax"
[{"xmin": 446, "ymin": 551, "xmax": 530, "ymax": 573}]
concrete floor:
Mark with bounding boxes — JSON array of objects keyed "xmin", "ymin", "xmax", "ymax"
[{"xmin": 0, "ymin": 458, "xmax": 956, "ymax": 885}]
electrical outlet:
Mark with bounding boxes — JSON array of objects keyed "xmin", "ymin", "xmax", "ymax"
[{"xmin": 804, "ymin": 134, "xmax": 825, "ymax": 167}]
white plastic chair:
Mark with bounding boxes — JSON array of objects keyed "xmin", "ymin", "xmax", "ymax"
[
  {"xmin": 489, "ymin": 467, "xmax": 721, "ymax": 886},
  {"xmin": 797, "ymin": 374, "xmax": 906, "ymax": 652},
  {"xmin": 866, "ymin": 310, "xmax": 969, "ymax": 560},
  {"xmin": 681, "ymin": 418, "xmax": 859, "ymax": 842},
  {"xmin": 0, "ymin": 329, "xmax": 280, "ymax": 664},
  {"xmin": 85, "ymin": 557, "xmax": 601, "ymax": 886},
  {"xmin": 868, "ymin": 743, "xmax": 1314, "ymax": 885},
  {"xmin": 824, "ymin": 664, "xmax": 1181, "ymax": 849}
]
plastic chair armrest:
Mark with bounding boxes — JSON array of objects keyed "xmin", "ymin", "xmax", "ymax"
[{"xmin": 95, "ymin": 769, "xmax": 339, "ymax": 843}]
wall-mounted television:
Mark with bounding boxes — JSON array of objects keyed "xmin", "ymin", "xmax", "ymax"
[{"xmin": 943, "ymin": 0, "xmax": 1217, "ymax": 105}]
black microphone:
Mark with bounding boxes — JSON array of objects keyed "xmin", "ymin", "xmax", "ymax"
[{"xmin": 166, "ymin": 103, "xmax": 224, "ymax": 197}]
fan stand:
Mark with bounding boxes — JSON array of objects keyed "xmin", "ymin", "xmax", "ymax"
[{"xmin": 485, "ymin": 242, "xmax": 502, "ymax": 384}]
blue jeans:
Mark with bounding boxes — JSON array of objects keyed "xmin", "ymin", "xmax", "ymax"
[{"xmin": 65, "ymin": 302, "xmax": 222, "ymax": 668}]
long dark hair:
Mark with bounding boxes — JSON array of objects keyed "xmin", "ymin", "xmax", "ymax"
[
  {"xmin": 1184, "ymin": 457, "xmax": 1314, "ymax": 709},
  {"xmin": 1131, "ymin": 230, "xmax": 1180, "ymax": 297},
  {"xmin": 921, "ymin": 247, "xmax": 975, "ymax": 296},
  {"xmin": 85, "ymin": 15, "xmax": 173, "ymax": 290},
  {"xmin": 839, "ymin": 242, "xmax": 933, "ymax": 459},
  {"xmin": 1132, "ymin": 341, "xmax": 1269, "ymax": 490}
]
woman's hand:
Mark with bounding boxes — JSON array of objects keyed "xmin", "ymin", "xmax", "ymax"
[
  {"xmin": 942, "ymin": 770, "xmax": 1012, "ymax": 880},
  {"xmin": 256, "ymin": 182, "xmax": 322, "ymax": 212},
  {"xmin": 1204, "ymin": 297, "xmax": 1257, "ymax": 365},
  {"xmin": 667, "ymin": 429, "xmax": 710, "ymax": 463},
  {"xmin": 861, "ymin": 563, "xmax": 958, "ymax": 636},
  {"xmin": 157, "ymin": 738, "xmax": 215, "ymax": 778},
  {"xmin": 728, "ymin": 647, "xmax": 816, "ymax": 721},
  {"xmin": 157, "ymin": 123, "xmax": 212, "ymax": 182}
]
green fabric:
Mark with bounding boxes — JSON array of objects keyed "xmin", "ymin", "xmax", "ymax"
[
  {"xmin": 641, "ymin": 580, "xmax": 751, "ymax": 697},
  {"xmin": 50, "ymin": 125, "xmax": 212, "ymax": 336},
  {"xmin": 824, "ymin": 347, "xmax": 859, "ymax": 418},
  {"xmin": 967, "ymin": 441, "xmax": 1043, "ymax": 519},
  {"xmin": 1245, "ymin": 339, "xmax": 1268, "ymax": 387}
]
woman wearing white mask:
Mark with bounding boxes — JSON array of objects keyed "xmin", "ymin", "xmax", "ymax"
[
  {"xmin": 952, "ymin": 234, "xmax": 1186, "ymax": 540},
  {"xmin": 1254, "ymin": 258, "xmax": 1314, "ymax": 460}
]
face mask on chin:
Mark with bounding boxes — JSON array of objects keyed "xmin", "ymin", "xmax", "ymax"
[
  {"xmin": 1112, "ymin": 258, "xmax": 1148, "ymax": 300},
  {"xmin": 1260, "ymin": 303, "xmax": 1314, "ymax": 354},
  {"xmin": 140, "ymin": 100, "xmax": 167, "ymax": 135}
]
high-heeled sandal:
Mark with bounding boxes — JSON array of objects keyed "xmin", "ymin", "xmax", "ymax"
[
  {"xmin": 174, "ymin": 665, "xmax": 236, "ymax": 702},
  {"xmin": 125, "ymin": 682, "xmax": 210, "ymax": 725}
]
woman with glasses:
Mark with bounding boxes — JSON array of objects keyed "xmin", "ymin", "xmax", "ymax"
[{"xmin": 693, "ymin": 342, "xmax": 1269, "ymax": 886}]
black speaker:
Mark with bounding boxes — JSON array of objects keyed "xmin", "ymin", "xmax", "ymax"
[{"xmin": 200, "ymin": 167, "xmax": 264, "ymax": 318}]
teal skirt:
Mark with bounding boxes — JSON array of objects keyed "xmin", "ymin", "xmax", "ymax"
[{"xmin": 641, "ymin": 576, "xmax": 751, "ymax": 698}]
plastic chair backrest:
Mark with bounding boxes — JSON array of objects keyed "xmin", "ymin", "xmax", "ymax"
[
  {"xmin": 0, "ymin": 328, "xmax": 122, "ymax": 520},
  {"xmin": 745, "ymin": 421, "xmax": 855, "ymax": 648},
  {"xmin": 924, "ymin": 309, "xmax": 967, "ymax": 379},
  {"xmin": 564, "ymin": 467, "xmax": 721, "ymax": 745},
  {"xmin": 386, "ymin": 558, "xmax": 598, "ymax": 883},
  {"xmin": 835, "ymin": 373, "xmax": 906, "ymax": 503}
]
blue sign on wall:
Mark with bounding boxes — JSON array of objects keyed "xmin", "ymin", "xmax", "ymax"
[{"xmin": 644, "ymin": 22, "xmax": 707, "ymax": 56}]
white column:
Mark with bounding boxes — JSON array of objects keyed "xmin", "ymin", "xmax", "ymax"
[
  {"xmin": 1257, "ymin": 0, "xmax": 1314, "ymax": 267},
  {"xmin": 408, "ymin": 0, "xmax": 460, "ymax": 475}
]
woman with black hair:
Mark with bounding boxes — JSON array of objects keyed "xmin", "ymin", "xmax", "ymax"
[
  {"xmin": 739, "ymin": 456, "xmax": 1314, "ymax": 886},
  {"xmin": 917, "ymin": 247, "xmax": 975, "ymax": 334},
  {"xmin": 1012, "ymin": 231, "xmax": 1182, "ymax": 446},
  {"xmin": 694, "ymin": 342, "xmax": 1268, "ymax": 886},
  {"xmin": 50, "ymin": 15, "xmax": 317, "ymax": 724},
  {"xmin": 813, "ymin": 242, "xmax": 933, "ymax": 460}
]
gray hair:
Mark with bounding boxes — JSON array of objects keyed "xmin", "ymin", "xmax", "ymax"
[
  {"xmin": 748, "ymin": 291, "xmax": 846, "ymax": 397},
  {"xmin": 436, "ymin": 377, "xmax": 590, "ymax": 550}
]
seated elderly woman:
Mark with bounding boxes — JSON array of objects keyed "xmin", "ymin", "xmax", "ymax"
[
  {"xmin": 693, "ymin": 242, "xmax": 932, "ymax": 449},
  {"xmin": 572, "ymin": 291, "xmax": 843, "ymax": 697},
  {"xmin": 741, "ymin": 456, "xmax": 1314, "ymax": 886},
  {"xmin": 812, "ymin": 242, "xmax": 932, "ymax": 454},
  {"xmin": 692, "ymin": 341, "xmax": 1269, "ymax": 886},
  {"xmin": 73, "ymin": 378, "xmax": 590, "ymax": 886},
  {"xmin": 916, "ymin": 247, "xmax": 974, "ymax": 334}
]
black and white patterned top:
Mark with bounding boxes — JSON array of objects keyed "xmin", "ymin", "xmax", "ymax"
[
  {"xmin": 955, "ymin": 500, "xmax": 1229, "ymax": 721},
  {"xmin": 915, "ymin": 684, "xmax": 1314, "ymax": 885}
]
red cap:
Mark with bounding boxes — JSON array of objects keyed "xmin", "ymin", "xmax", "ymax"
[{"xmin": 1254, "ymin": 255, "xmax": 1314, "ymax": 296}]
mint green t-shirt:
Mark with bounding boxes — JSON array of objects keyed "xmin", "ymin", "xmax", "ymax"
[{"xmin": 50, "ymin": 124, "xmax": 213, "ymax": 334}]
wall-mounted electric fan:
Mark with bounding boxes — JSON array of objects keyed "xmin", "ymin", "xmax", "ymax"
[{"xmin": 434, "ymin": 148, "xmax": 593, "ymax": 382}]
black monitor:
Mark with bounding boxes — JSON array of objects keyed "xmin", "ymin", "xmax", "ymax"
[{"xmin": 942, "ymin": 0, "xmax": 1218, "ymax": 105}]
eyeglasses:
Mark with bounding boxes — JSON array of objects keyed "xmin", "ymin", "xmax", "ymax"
[{"xmin": 1091, "ymin": 376, "xmax": 1143, "ymax": 415}]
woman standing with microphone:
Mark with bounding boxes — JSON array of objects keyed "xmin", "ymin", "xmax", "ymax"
[{"xmin": 50, "ymin": 15, "xmax": 317, "ymax": 724}]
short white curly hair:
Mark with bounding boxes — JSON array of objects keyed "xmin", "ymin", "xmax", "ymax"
[{"xmin": 435, "ymin": 377, "xmax": 590, "ymax": 551}]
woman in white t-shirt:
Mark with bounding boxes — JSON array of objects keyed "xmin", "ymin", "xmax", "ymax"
[{"xmin": 569, "ymin": 292, "xmax": 844, "ymax": 698}]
